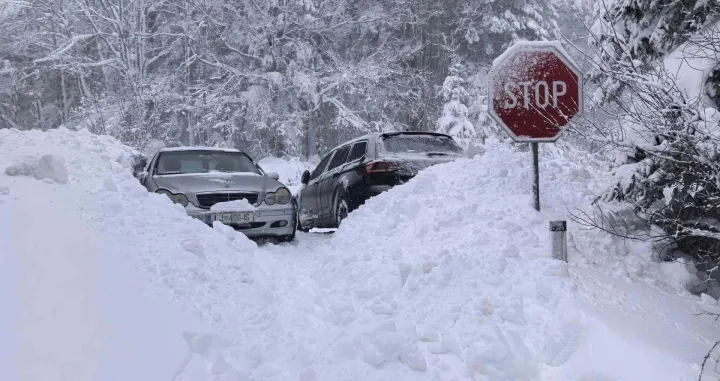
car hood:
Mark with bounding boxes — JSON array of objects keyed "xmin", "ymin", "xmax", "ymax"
[{"xmin": 152, "ymin": 172, "xmax": 283, "ymax": 198}]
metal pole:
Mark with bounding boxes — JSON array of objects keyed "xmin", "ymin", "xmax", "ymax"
[
  {"xmin": 549, "ymin": 220, "xmax": 568, "ymax": 262},
  {"xmin": 532, "ymin": 142, "xmax": 540, "ymax": 211}
]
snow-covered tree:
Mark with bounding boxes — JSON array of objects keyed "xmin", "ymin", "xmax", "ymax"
[
  {"xmin": 580, "ymin": 3, "xmax": 720, "ymax": 289},
  {"xmin": 589, "ymin": 0, "xmax": 720, "ymax": 103},
  {"xmin": 454, "ymin": 0, "xmax": 560, "ymax": 61},
  {"xmin": 0, "ymin": 0, "xmax": 582, "ymax": 159},
  {"xmin": 437, "ymin": 59, "xmax": 476, "ymax": 146}
]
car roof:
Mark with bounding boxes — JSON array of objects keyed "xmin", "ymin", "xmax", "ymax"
[
  {"xmin": 333, "ymin": 131, "xmax": 454, "ymax": 149},
  {"xmin": 158, "ymin": 146, "xmax": 243, "ymax": 153}
]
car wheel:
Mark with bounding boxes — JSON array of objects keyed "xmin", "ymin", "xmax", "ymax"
[
  {"xmin": 334, "ymin": 192, "xmax": 350, "ymax": 228},
  {"xmin": 296, "ymin": 206, "xmax": 310, "ymax": 233}
]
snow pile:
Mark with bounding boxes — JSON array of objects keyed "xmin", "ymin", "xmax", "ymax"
[
  {"xmin": 5, "ymin": 154, "xmax": 69, "ymax": 183},
  {"xmin": 299, "ymin": 137, "xmax": 719, "ymax": 381},
  {"xmin": 0, "ymin": 127, "xmax": 268, "ymax": 381},
  {"xmin": 210, "ymin": 198, "xmax": 256, "ymax": 212},
  {"xmin": 2, "ymin": 127, "xmax": 718, "ymax": 381},
  {"xmin": 314, "ymin": 138, "xmax": 585, "ymax": 380}
]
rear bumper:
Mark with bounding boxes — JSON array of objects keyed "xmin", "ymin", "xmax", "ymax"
[
  {"xmin": 347, "ymin": 180, "xmax": 405, "ymax": 210},
  {"xmin": 188, "ymin": 207, "xmax": 295, "ymax": 237},
  {"xmin": 364, "ymin": 174, "xmax": 410, "ymax": 197},
  {"xmin": 368, "ymin": 185, "xmax": 392, "ymax": 196}
]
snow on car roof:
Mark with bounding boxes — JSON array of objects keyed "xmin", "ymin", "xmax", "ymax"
[
  {"xmin": 159, "ymin": 146, "xmax": 242, "ymax": 153},
  {"xmin": 337, "ymin": 131, "xmax": 452, "ymax": 149}
]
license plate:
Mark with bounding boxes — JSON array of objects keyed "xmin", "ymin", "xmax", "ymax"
[{"xmin": 214, "ymin": 212, "xmax": 254, "ymax": 224}]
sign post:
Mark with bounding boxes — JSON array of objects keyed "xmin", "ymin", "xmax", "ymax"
[
  {"xmin": 532, "ymin": 142, "xmax": 540, "ymax": 211},
  {"xmin": 487, "ymin": 41, "xmax": 583, "ymax": 211}
]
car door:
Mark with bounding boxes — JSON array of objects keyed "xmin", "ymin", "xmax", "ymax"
[
  {"xmin": 141, "ymin": 153, "xmax": 160, "ymax": 191},
  {"xmin": 340, "ymin": 140, "xmax": 369, "ymax": 205},
  {"xmin": 299, "ymin": 150, "xmax": 334, "ymax": 227},
  {"xmin": 317, "ymin": 144, "xmax": 351, "ymax": 223}
]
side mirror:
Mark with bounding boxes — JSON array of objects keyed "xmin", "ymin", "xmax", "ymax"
[
  {"xmin": 301, "ymin": 170, "xmax": 310, "ymax": 185},
  {"xmin": 135, "ymin": 171, "xmax": 148, "ymax": 184},
  {"xmin": 267, "ymin": 171, "xmax": 280, "ymax": 180},
  {"xmin": 131, "ymin": 153, "xmax": 148, "ymax": 176}
]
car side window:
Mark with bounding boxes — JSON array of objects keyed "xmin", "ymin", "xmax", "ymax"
[
  {"xmin": 326, "ymin": 145, "xmax": 351, "ymax": 171},
  {"xmin": 347, "ymin": 141, "xmax": 367, "ymax": 163},
  {"xmin": 311, "ymin": 151, "xmax": 334, "ymax": 180},
  {"xmin": 149, "ymin": 153, "xmax": 160, "ymax": 175}
]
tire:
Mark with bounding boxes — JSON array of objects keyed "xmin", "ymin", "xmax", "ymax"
[
  {"xmin": 279, "ymin": 233, "xmax": 295, "ymax": 243},
  {"xmin": 334, "ymin": 192, "xmax": 350, "ymax": 228},
  {"xmin": 296, "ymin": 204, "xmax": 310, "ymax": 233}
]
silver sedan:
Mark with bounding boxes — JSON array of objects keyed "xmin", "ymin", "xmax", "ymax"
[{"xmin": 136, "ymin": 147, "xmax": 296, "ymax": 241}]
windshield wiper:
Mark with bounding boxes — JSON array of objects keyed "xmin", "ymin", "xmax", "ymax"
[
  {"xmin": 159, "ymin": 171, "xmax": 182, "ymax": 175},
  {"xmin": 426, "ymin": 152, "xmax": 450, "ymax": 156}
]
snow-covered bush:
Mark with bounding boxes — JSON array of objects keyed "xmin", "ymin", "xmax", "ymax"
[
  {"xmin": 588, "ymin": 0, "xmax": 720, "ymax": 103},
  {"xmin": 577, "ymin": 6, "xmax": 720, "ymax": 291}
]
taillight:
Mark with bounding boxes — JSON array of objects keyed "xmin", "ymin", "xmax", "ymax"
[{"xmin": 365, "ymin": 161, "xmax": 398, "ymax": 173}]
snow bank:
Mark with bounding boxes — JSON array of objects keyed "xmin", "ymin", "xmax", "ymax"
[
  {"xmin": 0, "ymin": 127, "xmax": 267, "ymax": 380},
  {"xmin": 315, "ymin": 138, "xmax": 586, "ymax": 379},
  {"xmin": 2, "ymin": 127, "xmax": 717, "ymax": 381},
  {"xmin": 5, "ymin": 154, "xmax": 69, "ymax": 183},
  {"xmin": 301, "ymin": 137, "xmax": 719, "ymax": 380}
]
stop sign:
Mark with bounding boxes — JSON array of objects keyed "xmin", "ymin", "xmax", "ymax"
[{"xmin": 488, "ymin": 41, "xmax": 583, "ymax": 142}]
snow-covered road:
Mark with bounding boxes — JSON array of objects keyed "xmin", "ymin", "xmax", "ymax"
[{"xmin": 2, "ymin": 128, "xmax": 719, "ymax": 381}]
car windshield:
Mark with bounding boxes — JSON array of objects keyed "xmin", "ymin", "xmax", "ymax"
[
  {"xmin": 156, "ymin": 151, "xmax": 260, "ymax": 175},
  {"xmin": 380, "ymin": 134, "xmax": 463, "ymax": 155}
]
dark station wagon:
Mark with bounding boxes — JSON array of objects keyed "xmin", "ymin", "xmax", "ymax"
[{"xmin": 296, "ymin": 131, "xmax": 465, "ymax": 230}]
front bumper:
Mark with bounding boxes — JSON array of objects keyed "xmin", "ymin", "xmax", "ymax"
[{"xmin": 187, "ymin": 206, "xmax": 295, "ymax": 237}]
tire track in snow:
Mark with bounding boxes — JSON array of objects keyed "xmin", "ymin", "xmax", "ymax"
[{"xmin": 249, "ymin": 232, "xmax": 342, "ymax": 379}]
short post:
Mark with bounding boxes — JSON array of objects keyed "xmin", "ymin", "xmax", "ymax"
[
  {"xmin": 532, "ymin": 143, "xmax": 540, "ymax": 211},
  {"xmin": 549, "ymin": 220, "xmax": 567, "ymax": 262}
]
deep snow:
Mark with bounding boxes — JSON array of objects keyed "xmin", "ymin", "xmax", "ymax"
[{"xmin": 1, "ymin": 128, "xmax": 719, "ymax": 381}]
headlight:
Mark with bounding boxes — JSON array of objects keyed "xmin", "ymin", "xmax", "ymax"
[
  {"xmin": 172, "ymin": 193, "xmax": 189, "ymax": 207},
  {"xmin": 264, "ymin": 191, "xmax": 277, "ymax": 205},
  {"xmin": 156, "ymin": 189, "xmax": 189, "ymax": 207},
  {"xmin": 264, "ymin": 187, "xmax": 291, "ymax": 205},
  {"xmin": 274, "ymin": 187, "xmax": 291, "ymax": 204}
]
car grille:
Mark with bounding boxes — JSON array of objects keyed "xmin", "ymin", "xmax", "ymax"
[{"xmin": 196, "ymin": 192, "xmax": 259, "ymax": 209}]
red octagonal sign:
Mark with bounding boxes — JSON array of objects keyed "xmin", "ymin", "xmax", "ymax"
[{"xmin": 488, "ymin": 41, "xmax": 583, "ymax": 142}]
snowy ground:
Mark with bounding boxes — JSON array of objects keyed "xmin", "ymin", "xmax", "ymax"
[{"xmin": 2, "ymin": 128, "xmax": 719, "ymax": 381}]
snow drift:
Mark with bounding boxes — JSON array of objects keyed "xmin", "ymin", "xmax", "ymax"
[
  {"xmin": 306, "ymin": 138, "xmax": 720, "ymax": 380},
  {"xmin": 0, "ymin": 128, "xmax": 265, "ymax": 381},
  {"xmin": 1, "ymin": 128, "xmax": 718, "ymax": 381}
]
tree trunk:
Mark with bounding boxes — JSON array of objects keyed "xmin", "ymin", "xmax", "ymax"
[{"xmin": 60, "ymin": 67, "xmax": 68, "ymax": 125}]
